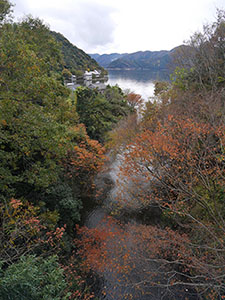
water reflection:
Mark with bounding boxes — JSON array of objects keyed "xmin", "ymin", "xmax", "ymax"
[
  {"xmin": 107, "ymin": 70, "xmax": 170, "ymax": 101},
  {"xmin": 108, "ymin": 69, "xmax": 170, "ymax": 82}
]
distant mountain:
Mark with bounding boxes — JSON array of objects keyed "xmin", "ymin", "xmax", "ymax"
[
  {"xmin": 108, "ymin": 50, "xmax": 175, "ymax": 71},
  {"xmin": 51, "ymin": 31, "xmax": 105, "ymax": 75},
  {"xmin": 89, "ymin": 53, "xmax": 127, "ymax": 68},
  {"xmin": 90, "ymin": 47, "xmax": 184, "ymax": 72}
]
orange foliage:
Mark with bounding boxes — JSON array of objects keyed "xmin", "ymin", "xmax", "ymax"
[
  {"xmin": 126, "ymin": 92, "xmax": 143, "ymax": 109},
  {"xmin": 76, "ymin": 217, "xmax": 129, "ymax": 273},
  {"xmin": 63, "ymin": 124, "xmax": 106, "ymax": 189},
  {"xmin": 0, "ymin": 199, "xmax": 66, "ymax": 265},
  {"xmin": 76, "ymin": 216, "xmax": 224, "ymax": 298},
  {"xmin": 76, "ymin": 115, "xmax": 225, "ymax": 298},
  {"xmin": 120, "ymin": 116, "xmax": 224, "ymax": 215}
]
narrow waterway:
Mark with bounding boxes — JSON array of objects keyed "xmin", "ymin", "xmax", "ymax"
[
  {"xmin": 85, "ymin": 154, "xmax": 155, "ymax": 299},
  {"xmin": 84, "ymin": 72, "xmax": 198, "ymax": 299},
  {"xmin": 85, "ymin": 152, "xmax": 199, "ymax": 299}
]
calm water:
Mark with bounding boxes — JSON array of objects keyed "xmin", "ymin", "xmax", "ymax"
[{"xmin": 107, "ymin": 69, "xmax": 170, "ymax": 101}]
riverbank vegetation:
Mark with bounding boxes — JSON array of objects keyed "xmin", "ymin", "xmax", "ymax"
[
  {"xmin": 0, "ymin": 1, "xmax": 133, "ymax": 298},
  {"xmin": 77, "ymin": 9, "xmax": 225, "ymax": 299}
]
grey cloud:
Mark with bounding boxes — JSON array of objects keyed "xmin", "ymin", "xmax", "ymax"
[
  {"xmin": 13, "ymin": 0, "xmax": 116, "ymax": 52},
  {"xmin": 74, "ymin": 2, "xmax": 115, "ymax": 47},
  {"xmin": 56, "ymin": 1, "xmax": 117, "ymax": 51},
  {"xmin": 12, "ymin": 0, "xmax": 29, "ymax": 17}
]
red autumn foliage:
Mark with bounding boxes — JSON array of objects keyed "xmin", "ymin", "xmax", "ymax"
[
  {"xmin": 76, "ymin": 216, "xmax": 225, "ymax": 299},
  {"xmin": 120, "ymin": 116, "xmax": 224, "ymax": 218},
  {"xmin": 76, "ymin": 115, "xmax": 225, "ymax": 299}
]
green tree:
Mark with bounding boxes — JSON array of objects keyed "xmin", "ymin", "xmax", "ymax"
[
  {"xmin": 0, "ymin": 7, "xmax": 106, "ymax": 300},
  {"xmin": 172, "ymin": 9, "xmax": 225, "ymax": 91},
  {"xmin": 0, "ymin": 18, "xmax": 68, "ymax": 106},
  {"xmin": 0, "ymin": 0, "xmax": 12, "ymax": 23},
  {"xmin": 76, "ymin": 85, "xmax": 133, "ymax": 143},
  {"xmin": 0, "ymin": 255, "xmax": 68, "ymax": 300},
  {"xmin": 0, "ymin": 15, "xmax": 106, "ymax": 230},
  {"xmin": 76, "ymin": 87, "xmax": 114, "ymax": 142},
  {"xmin": 104, "ymin": 85, "xmax": 133, "ymax": 117}
]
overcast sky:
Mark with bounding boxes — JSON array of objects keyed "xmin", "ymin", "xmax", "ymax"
[{"xmin": 13, "ymin": 0, "xmax": 224, "ymax": 54}]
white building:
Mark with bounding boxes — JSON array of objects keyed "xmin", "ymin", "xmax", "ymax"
[
  {"xmin": 84, "ymin": 71, "xmax": 93, "ymax": 80},
  {"xmin": 71, "ymin": 74, "xmax": 76, "ymax": 83},
  {"xmin": 84, "ymin": 70, "xmax": 101, "ymax": 80}
]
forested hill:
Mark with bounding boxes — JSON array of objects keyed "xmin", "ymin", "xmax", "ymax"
[
  {"xmin": 90, "ymin": 47, "xmax": 185, "ymax": 71},
  {"xmin": 89, "ymin": 53, "xmax": 127, "ymax": 68},
  {"xmin": 51, "ymin": 31, "xmax": 105, "ymax": 75},
  {"xmin": 108, "ymin": 50, "xmax": 172, "ymax": 70}
]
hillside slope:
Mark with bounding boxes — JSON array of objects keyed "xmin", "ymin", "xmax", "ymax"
[{"xmin": 51, "ymin": 31, "xmax": 105, "ymax": 75}]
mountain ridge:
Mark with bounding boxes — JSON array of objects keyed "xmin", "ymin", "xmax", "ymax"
[{"xmin": 89, "ymin": 46, "xmax": 186, "ymax": 72}]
